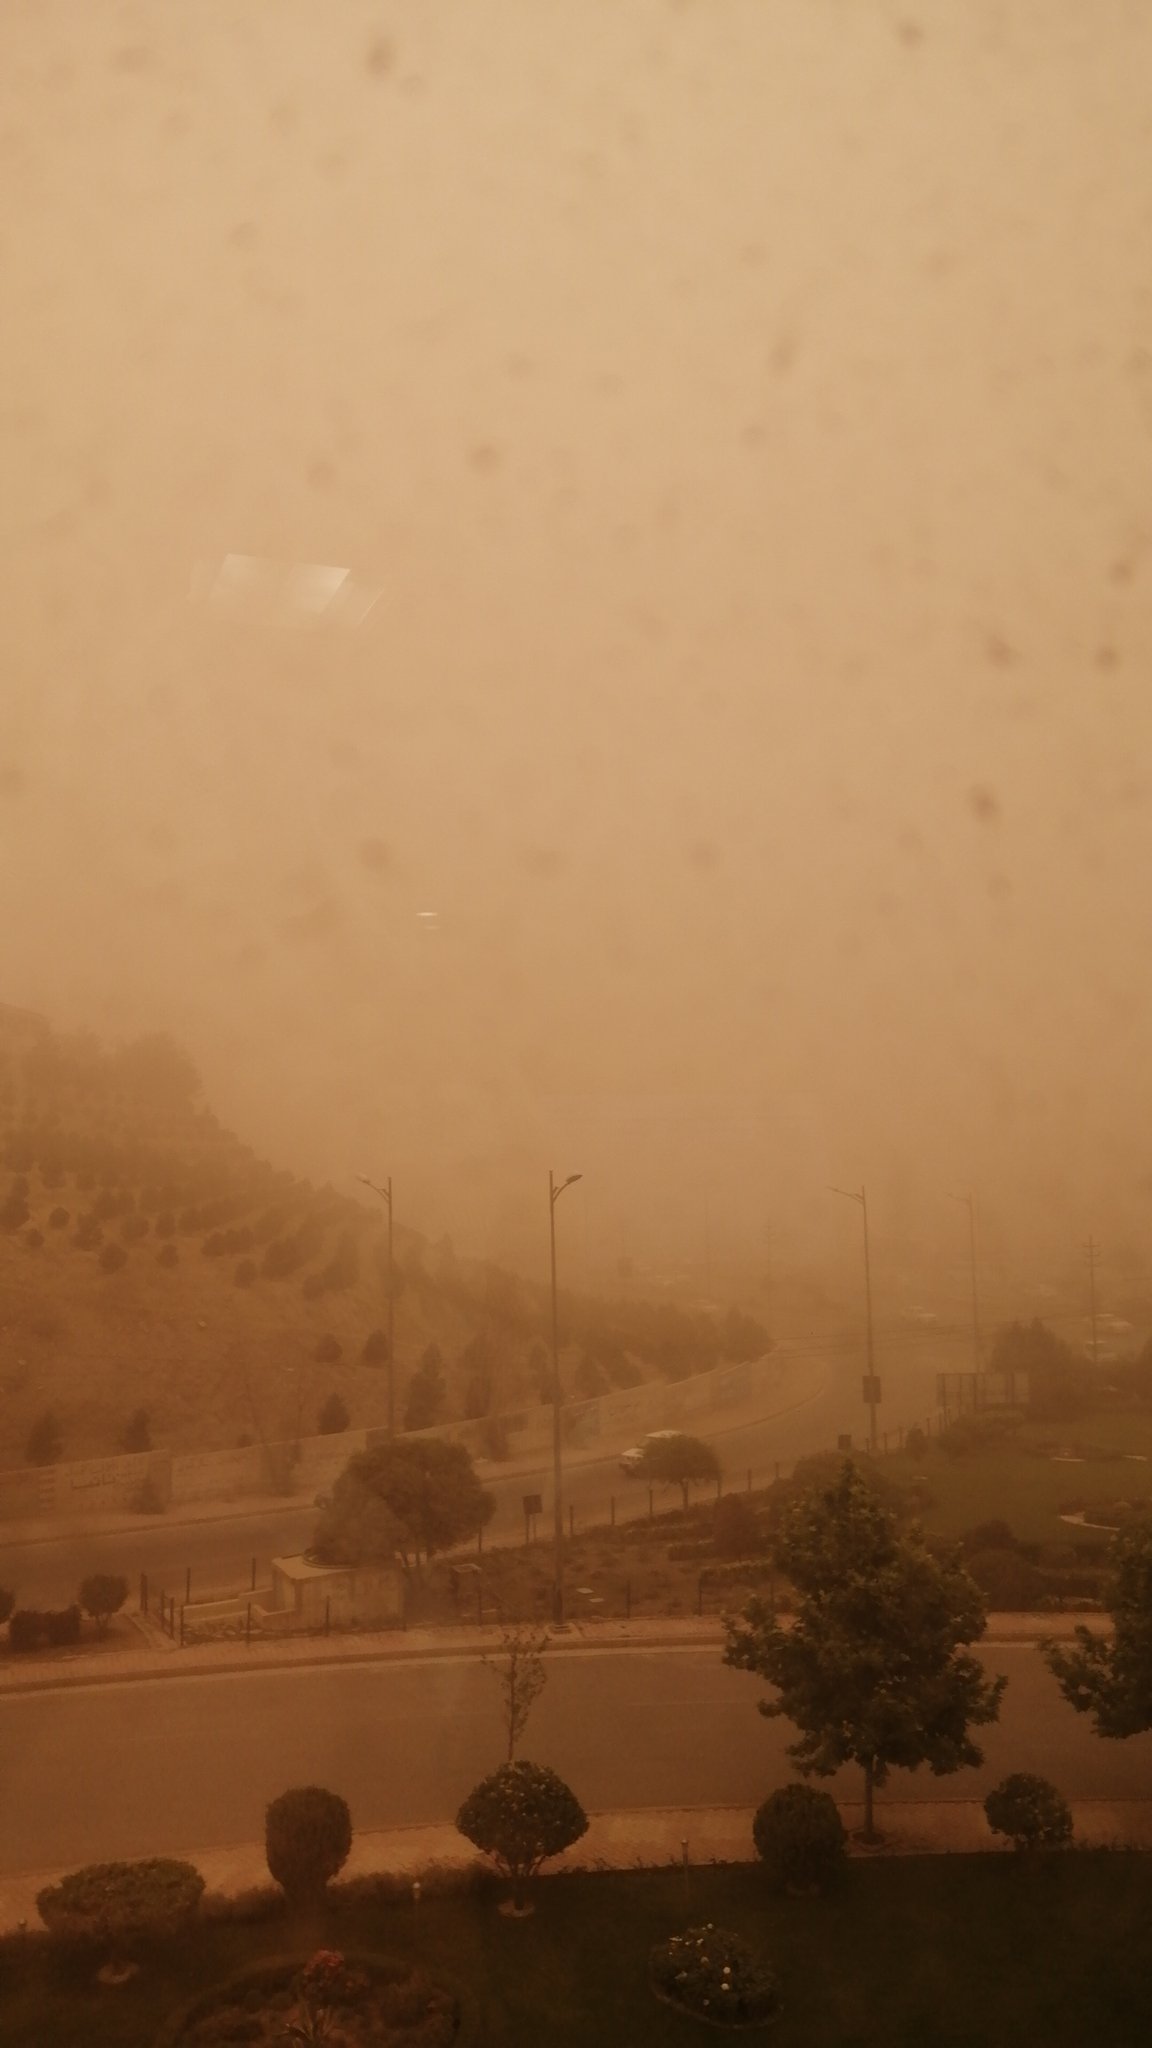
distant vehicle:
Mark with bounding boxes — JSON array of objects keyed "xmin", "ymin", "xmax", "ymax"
[{"xmin": 619, "ymin": 1429, "xmax": 683, "ymax": 1476}]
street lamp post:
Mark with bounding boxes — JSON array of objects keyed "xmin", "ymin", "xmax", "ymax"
[
  {"xmin": 949, "ymin": 1191, "xmax": 981, "ymax": 1379},
  {"xmin": 830, "ymin": 1184, "xmax": 878, "ymax": 1452},
  {"xmin": 549, "ymin": 1169, "xmax": 583, "ymax": 1627},
  {"xmin": 357, "ymin": 1173, "xmax": 395, "ymax": 1435}
]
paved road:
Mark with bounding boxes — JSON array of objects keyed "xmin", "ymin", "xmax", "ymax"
[
  {"xmin": 0, "ymin": 1338, "xmax": 956, "ymax": 1607},
  {"xmin": 3, "ymin": 1643, "xmax": 1150, "ymax": 1875}
]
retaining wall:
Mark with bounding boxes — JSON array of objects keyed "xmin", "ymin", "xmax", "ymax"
[{"xmin": 0, "ymin": 1350, "xmax": 783, "ymax": 1523}]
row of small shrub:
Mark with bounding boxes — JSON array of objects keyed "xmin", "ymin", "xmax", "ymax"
[{"xmin": 8, "ymin": 1604, "xmax": 82, "ymax": 1651}]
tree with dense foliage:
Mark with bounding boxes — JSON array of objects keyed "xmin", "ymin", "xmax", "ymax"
[
  {"xmin": 724, "ymin": 1461, "xmax": 1005, "ymax": 1838},
  {"xmin": 316, "ymin": 1391, "xmax": 350, "ymax": 1435},
  {"xmin": 265, "ymin": 1787, "xmax": 352, "ymax": 1909},
  {"xmin": 1043, "ymin": 1515, "xmax": 1152, "ymax": 1737},
  {"xmin": 713, "ymin": 1492, "xmax": 762, "ymax": 1560},
  {"xmin": 752, "ymin": 1783, "xmax": 847, "ymax": 1894},
  {"xmin": 484, "ymin": 1626, "xmax": 549, "ymax": 1763},
  {"xmin": 990, "ymin": 1317, "xmax": 1090, "ymax": 1420},
  {"xmin": 36, "ymin": 1858, "xmax": 204, "ymax": 1948},
  {"xmin": 313, "ymin": 1438, "xmax": 494, "ymax": 1581},
  {"xmin": 404, "ymin": 1342, "xmax": 446, "ymax": 1430},
  {"xmin": 641, "ymin": 1431, "xmax": 721, "ymax": 1507},
  {"xmin": 455, "ymin": 1761, "xmax": 588, "ymax": 1910},
  {"xmin": 984, "ymin": 1774, "xmax": 1073, "ymax": 1853},
  {"xmin": 79, "ymin": 1572, "xmax": 129, "ymax": 1636}
]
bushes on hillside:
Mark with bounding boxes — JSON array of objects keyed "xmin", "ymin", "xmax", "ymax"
[
  {"xmin": 48, "ymin": 1206, "xmax": 69, "ymax": 1229},
  {"xmin": 8, "ymin": 1605, "xmax": 82, "ymax": 1651},
  {"xmin": 404, "ymin": 1343, "xmax": 446, "ymax": 1430},
  {"xmin": 362, "ymin": 1328, "xmax": 389, "ymax": 1366},
  {"xmin": 99, "ymin": 1241, "xmax": 128, "ymax": 1274},
  {"xmin": 964, "ymin": 1547, "xmax": 1046, "ymax": 1611},
  {"xmin": 650, "ymin": 1925, "xmax": 781, "ymax": 2027},
  {"xmin": 713, "ymin": 1492, "xmax": 763, "ymax": 1560},
  {"xmin": 753, "ymin": 1784, "xmax": 846, "ymax": 1893},
  {"xmin": 265, "ymin": 1787, "xmax": 352, "ymax": 1908}
]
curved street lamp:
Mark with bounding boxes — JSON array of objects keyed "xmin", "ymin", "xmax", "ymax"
[{"xmin": 550, "ymin": 1170, "xmax": 582, "ymax": 1626}]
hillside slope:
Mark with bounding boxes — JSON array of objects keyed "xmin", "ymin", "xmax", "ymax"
[{"xmin": 0, "ymin": 1009, "xmax": 768, "ymax": 1468}]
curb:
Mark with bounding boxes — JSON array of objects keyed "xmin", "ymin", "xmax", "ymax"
[{"xmin": 0, "ymin": 1613, "xmax": 1095, "ymax": 1698}]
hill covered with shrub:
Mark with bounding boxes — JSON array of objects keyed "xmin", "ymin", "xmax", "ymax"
[{"xmin": 0, "ymin": 1007, "xmax": 769, "ymax": 1469}]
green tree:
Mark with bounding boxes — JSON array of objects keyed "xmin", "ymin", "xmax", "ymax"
[
  {"xmin": 313, "ymin": 1439, "xmax": 494, "ymax": 1581},
  {"xmin": 1043, "ymin": 1515, "xmax": 1152, "ymax": 1737},
  {"xmin": 641, "ymin": 1431, "xmax": 721, "ymax": 1508},
  {"xmin": 79, "ymin": 1572, "xmax": 129, "ymax": 1637},
  {"xmin": 455, "ymin": 1761, "xmax": 588, "ymax": 1912},
  {"xmin": 990, "ymin": 1317, "xmax": 1089, "ymax": 1421},
  {"xmin": 724, "ymin": 1461, "xmax": 1005, "ymax": 1839}
]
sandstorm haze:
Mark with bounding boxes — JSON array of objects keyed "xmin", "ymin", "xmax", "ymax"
[{"xmin": 2, "ymin": 0, "xmax": 1150, "ymax": 1303}]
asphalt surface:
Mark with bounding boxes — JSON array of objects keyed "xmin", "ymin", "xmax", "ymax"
[
  {"xmin": 3, "ymin": 1640, "xmax": 1151, "ymax": 1877},
  {"xmin": 0, "ymin": 1336, "xmax": 957, "ymax": 1606}
]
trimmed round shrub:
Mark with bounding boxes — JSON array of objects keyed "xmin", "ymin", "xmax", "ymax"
[
  {"xmin": 36, "ymin": 1857, "xmax": 204, "ymax": 1950},
  {"xmin": 650, "ymin": 1923, "xmax": 781, "ymax": 2027},
  {"xmin": 48, "ymin": 1206, "xmax": 70, "ymax": 1229},
  {"xmin": 753, "ymin": 1784, "xmax": 846, "ymax": 1894},
  {"xmin": 984, "ymin": 1774, "xmax": 1073, "ymax": 1852},
  {"xmin": 79, "ymin": 1572, "xmax": 129, "ymax": 1636},
  {"xmin": 455, "ymin": 1760, "xmax": 588, "ymax": 1910},
  {"xmin": 265, "ymin": 1786, "xmax": 352, "ymax": 1907},
  {"xmin": 99, "ymin": 1241, "xmax": 128, "ymax": 1273}
]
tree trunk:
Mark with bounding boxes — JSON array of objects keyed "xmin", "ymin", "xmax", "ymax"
[{"xmin": 862, "ymin": 1756, "xmax": 877, "ymax": 1842}]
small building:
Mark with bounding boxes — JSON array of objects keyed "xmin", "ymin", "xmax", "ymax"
[{"xmin": 269, "ymin": 1553, "xmax": 405, "ymax": 1629}]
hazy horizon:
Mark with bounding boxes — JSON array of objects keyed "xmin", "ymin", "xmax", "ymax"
[{"xmin": 3, "ymin": 0, "xmax": 1150, "ymax": 1302}]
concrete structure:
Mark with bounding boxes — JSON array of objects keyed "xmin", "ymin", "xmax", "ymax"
[
  {"xmin": 269, "ymin": 1553, "xmax": 404, "ymax": 1629},
  {"xmin": 0, "ymin": 1349, "xmax": 789, "ymax": 1524}
]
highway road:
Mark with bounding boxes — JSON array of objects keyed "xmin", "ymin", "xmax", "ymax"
[
  {"xmin": 2, "ymin": 1644, "xmax": 1150, "ymax": 1876},
  {"xmin": 0, "ymin": 1334, "xmax": 962, "ymax": 1607}
]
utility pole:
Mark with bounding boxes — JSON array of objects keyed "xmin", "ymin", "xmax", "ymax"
[
  {"xmin": 1084, "ymin": 1235, "xmax": 1100, "ymax": 1369},
  {"xmin": 763, "ymin": 1222, "xmax": 774, "ymax": 1345},
  {"xmin": 830, "ymin": 1184, "xmax": 878, "ymax": 1452},
  {"xmin": 358, "ymin": 1173, "xmax": 395, "ymax": 1434},
  {"xmin": 949, "ymin": 1192, "xmax": 981, "ymax": 1377},
  {"xmin": 549, "ymin": 1170, "xmax": 582, "ymax": 1627}
]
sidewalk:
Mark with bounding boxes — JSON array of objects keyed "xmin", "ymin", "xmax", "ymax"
[
  {"xmin": 3, "ymin": 1796, "xmax": 1150, "ymax": 1936},
  {"xmin": 0, "ymin": 1609, "xmax": 1111, "ymax": 1697}
]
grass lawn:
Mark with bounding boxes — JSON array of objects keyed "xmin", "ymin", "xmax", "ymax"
[
  {"xmin": 3, "ymin": 1856, "xmax": 1152, "ymax": 2047},
  {"xmin": 886, "ymin": 1409, "xmax": 1152, "ymax": 1549}
]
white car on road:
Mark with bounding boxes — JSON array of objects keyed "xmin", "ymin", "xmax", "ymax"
[{"xmin": 619, "ymin": 1429, "xmax": 683, "ymax": 1476}]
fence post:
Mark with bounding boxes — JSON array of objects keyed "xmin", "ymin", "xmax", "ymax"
[
  {"xmin": 245, "ymin": 1601, "xmax": 252, "ymax": 1647},
  {"xmin": 179, "ymin": 1603, "xmax": 185, "ymax": 1648},
  {"xmin": 476, "ymin": 1576, "xmax": 482, "ymax": 1627},
  {"xmin": 251, "ymin": 1556, "xmax": 257, "ymax": 1592},
  {"xmin": 625, "ymin": 1578, "xmax": 631, "ymax": 1621}
]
